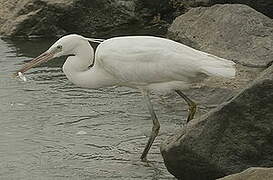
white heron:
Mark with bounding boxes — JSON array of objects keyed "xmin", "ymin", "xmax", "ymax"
[{"xmin": 15, "ymin": 34, "xmax": 235, "ymax": 161}]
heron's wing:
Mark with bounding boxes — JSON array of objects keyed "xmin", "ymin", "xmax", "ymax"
[
  {"xmin": 95, "ymin": 37, "xmax": 201, "ymax": 85},
  {"xmin": 95, "ymin": 36, "xmax": 235, "ymax": 85}
]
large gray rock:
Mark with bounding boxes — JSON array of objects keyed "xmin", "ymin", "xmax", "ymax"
[
  {"xmin": 0, "ymin": 0, "xmax": 171, "ymax": 37},
  {"xmin": 168, "ymin": 4, "xmax": 273, "ymax": 67},
  {"xmin": 160, "ymin": 63, "xmax": 273, "ymax": 179},
  {"xmin": 217, "ymin": 167, "xmax": 273, "ymax": 180}
]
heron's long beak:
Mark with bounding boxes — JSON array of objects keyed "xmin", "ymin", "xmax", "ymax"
[{"xmin": 14, "ymin": 51, "xmax": 55, "ymax": 77}]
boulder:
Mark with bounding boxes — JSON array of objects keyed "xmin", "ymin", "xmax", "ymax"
[
  {"xmin": 160, "ymin": 61, "xmax": 273, "ymax": 179},
  {"xmin": 0, "ymin": 0, "xmax": 171, "ymax": 37},
  {"xmin": 217, "ymin": 167, "xmax": 273, "ymax": 180},
  {"xmin": 168, "ymin": 4, "xmax": 273, "ymax": 67}
]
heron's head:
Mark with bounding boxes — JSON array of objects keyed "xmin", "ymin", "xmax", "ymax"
[
  {"xmin": 14, "ymin": 34, "xmax": 103, "ymax": 76},
  {"xmin": 49, "ymin": 34, "xmax": 87, "ymax": 58}
]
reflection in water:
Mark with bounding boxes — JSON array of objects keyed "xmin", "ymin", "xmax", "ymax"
[{"xmin": 0, "ymin": 37, "xmax": 178, "ymax": 179}]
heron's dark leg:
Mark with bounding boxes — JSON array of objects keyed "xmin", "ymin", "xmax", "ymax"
[
  {"xmin": 175, "ymin": 90, "xmax": 197, "ymax": 122},
  {"xmin": 140, "ymin": 91, "xmax": 160, "ymax": 162}
]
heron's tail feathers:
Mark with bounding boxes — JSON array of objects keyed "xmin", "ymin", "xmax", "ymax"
[
  {"xmin": 202, "ymin": 65, "xmax": 236, "ymax": 78},
  {"xmin": 200, "ymin": 54, "xmax": 236, "ymax": 78}
]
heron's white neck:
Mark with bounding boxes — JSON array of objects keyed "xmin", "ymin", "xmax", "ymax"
[{"xmin": 62, "ymin": 42, "xmax": 117, "ymax": 88}]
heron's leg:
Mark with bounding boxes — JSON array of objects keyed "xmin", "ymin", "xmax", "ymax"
[
  {"xmin": 140, "ymin": 91, "xmax": 160, "ymax": 162},
  {"xmin": 175, "ymin": 90, "xmax": 197, "ymax": 122}
]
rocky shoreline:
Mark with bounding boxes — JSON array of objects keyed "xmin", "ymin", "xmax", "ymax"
[
  {"xmin": 0, "ymin": 0, "xmax": 273, "ymax": 38},
  {"xmin": 1, "ymin": 1, "xmax": 272, "ymax": 180}
]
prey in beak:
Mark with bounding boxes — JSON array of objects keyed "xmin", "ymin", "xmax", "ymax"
[{"xmin": 14, "ymin": 45, "xmax": 62, "ymax": 77}]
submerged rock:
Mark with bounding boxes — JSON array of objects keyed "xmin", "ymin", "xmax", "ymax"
[{"xmin": 217, "ymin": 167, "xmax": 273, "ymax": 180}]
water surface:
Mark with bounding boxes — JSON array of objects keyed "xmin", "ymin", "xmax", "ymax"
[
  {"xmin": 0, "ymin": 36, "xmax": 238, "ymax": 180},
  {"xmin": 0, "ymin": 37, "xmax": 184, "ymax": 180}
]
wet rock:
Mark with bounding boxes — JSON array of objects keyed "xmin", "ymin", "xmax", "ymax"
[
  {"xmin": 168, "ymin": 4, "xmax": 273, "ymax": 67},
  {"xmin": 160, "ymin": 62, "xmax": 273, "ymax": 180},
  {"xmin": 217, "ymin": 167, "xmax": 273, "ymax": 180},
  {"xmin": 0, "ymin": 0, "xmax": 170, "ymax": 37}
]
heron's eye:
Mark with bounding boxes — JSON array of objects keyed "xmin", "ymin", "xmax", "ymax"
[{"xmin": 56, "ymin": 45, "xmax": 62, "ymax": 50}]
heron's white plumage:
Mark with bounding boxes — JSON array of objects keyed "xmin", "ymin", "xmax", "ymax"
[
  {"xmin": 94, "ymin": 36, "xmax": 235, "ymax": 92},
  {"xmin": 51, "ymin": 34, "xmax": 235, "ymax": 92}
]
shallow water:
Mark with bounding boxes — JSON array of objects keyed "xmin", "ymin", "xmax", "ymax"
[
  {"xmin": 0, "ymin": 37, "xmax": 187, "ymax": 180},
  {"xmin": 0, "ymin": 36, "xmax": 237, "ymax": 180}
]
